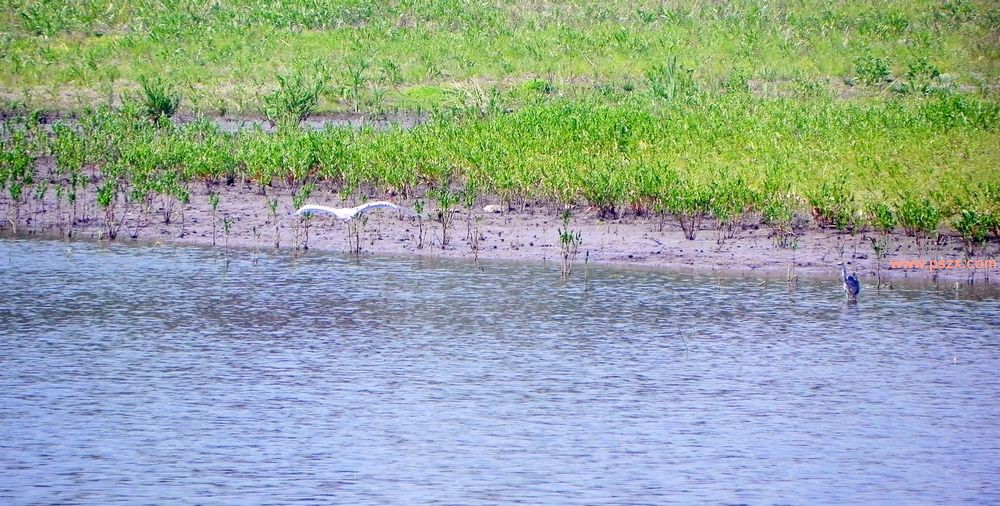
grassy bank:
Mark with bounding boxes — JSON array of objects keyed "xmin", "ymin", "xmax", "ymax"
[
  {"xmin": 2, "ymin": 90, "xmax": 998, "ymax": 251},
  {"xmin": 2, "ymin": 0, "xmax": 998, "ymax": 114},
  {"xmin": 1, "ymin": 1, "xmax": 998, "ymax": 256}
]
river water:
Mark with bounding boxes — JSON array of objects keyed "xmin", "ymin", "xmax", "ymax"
[{"xmin": 1, "ymin": 238, "xmax": 998, "ymax": 503}]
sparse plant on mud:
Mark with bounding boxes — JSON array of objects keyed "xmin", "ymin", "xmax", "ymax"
[
  {"xmin": 431, "ymin": 186, "xmax": 459, "ymax": 249},
  {"xmin": 413, "ymin": 199, "xmax": 426, "ymax": 249},
  {"xmin": 463, "ymin": 180, "xmax": 479, "ymax": 242},
  {"xmin": 267, "ymin": 198, "xmax": 280, "ymax": 249},
  {"xmin": 96, "ymin": 167, "xmax": 131, "ymax": 240},
  {"xmin": 208, "ymin": 192, "xmax": 220, "ymax": 246},
  {"xmin": 762, "ymin": 186, "xmax": 797, "ymax": 249},
  {"xmin": 709, "ymin": 175, "xmax": 752, "ymax": 245},
  {"xmin": 347, "ymin": 215, "xmax": 367, "ymax": 256},
  {"xmin": 291, "ymin": 183, "xmax": 314, "ymax": 250},
  {"xmin": 808, "ymin": 177, "xmax": 857, "ymax": 231},
  {"xmin": 469, "ymin": 215, "xmax": 483, "ymax": 262},
  {"xmin": 222, "ymin": 216, "xmax": 233, "ymax": 258},
  {"xmin": 558, "ymin": 210, "xmax": 583, "ymax": 278},
  {"xmin": 174, "ymin": 184, "xmax": 191, "ymax": 237},
  {"xmin": 867, "ymin": 201, "xmax": 897, "ymax": 287}
]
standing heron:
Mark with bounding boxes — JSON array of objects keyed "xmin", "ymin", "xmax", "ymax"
[{"xmin": 840, "ymin": 262, "xmax": 860, "ymax": 301}]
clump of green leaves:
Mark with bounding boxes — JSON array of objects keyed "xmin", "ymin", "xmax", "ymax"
[
  {"xmin": 709, "ymin": 175, "xmax": 752, "ymax": 244},
  {"xmin": 646, "ymin": 55, "xmax": 696, "ymax": 101},
  {"xmin": 263, "ymin": 71, "xmax": 325, "ymax": 125},
  {"xmin": 1, "ymin": 137, "xmax": 35, "ymax": 232},
  {"xmin": 343, "ymin": 58, "xmax": 369, "ymax": 113},
  {"xmin": 867, "ymin": 202, "xmax": 897, "ymax": 234},
  {"xmin": 953, "ymin": 208, "xmax": 992, "ymax": 256},
  {"xmin": 431, "ymin": 185, "xmax": 459, "ymax": 248},
  {"xmin": 853, "ymin": 54, "xmax": 891, "ymax": 85},
  {"xmin": 666, "ymin": 179, "xmax": 710, "ymax": 241},
  {"xmin": 558, "ymin": 210, "xmax": 583, "ymax": 277},
  {"xmin": 897, "ymin": 57, "xmax": 943, "ymax": 95},
  {"xmin": 134, "ymin": 76, "xmax": 181, "ymax": 123},
  {"xmin": 807, "ymin": 178, "xmax": 856, "ymax": 230},
  {"xmin": 522, "ymin": 78, "xmax": 554, "ymax": 95},
  {"xmin": 897, "ymin": 194, "xmax": 940, "ymax": 240},
  {"xmin": 761, "ymin": 180, "xmax": 798, "ymax": 249},
  {"xmin": 578, "ymin": 164, "xmax": 626, "ymax": 219}
]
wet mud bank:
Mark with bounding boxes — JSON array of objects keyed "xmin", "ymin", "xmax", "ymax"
[{"xmin": 5, "ymin": 183, "xmax": 998, "ymax": 285}]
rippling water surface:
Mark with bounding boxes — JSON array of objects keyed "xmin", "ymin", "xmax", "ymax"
[{"xmin": 1, "ymin": 238, "xmax": 998, "ymax": 503}]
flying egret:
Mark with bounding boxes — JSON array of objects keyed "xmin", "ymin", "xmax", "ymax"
[
  {"xmin": 839, "ymin": 262, "xmax": 860, "ymax": 301},
  {"xmin": 293, "ymin": 201, "xmax": 416, "ymax": 220},
  {"xmin": 293, "ymin": 201, "xmax": 416, "ymax": 254}
]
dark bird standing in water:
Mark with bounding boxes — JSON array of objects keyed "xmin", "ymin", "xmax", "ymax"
[{"xmin": 840, "ymin": 262, "xmax": 860, "ymax": 301}]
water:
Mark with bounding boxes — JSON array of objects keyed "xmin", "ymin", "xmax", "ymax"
[{"xmin": 1, "ymin": 238, "xmax": 998, "ymax": 503}]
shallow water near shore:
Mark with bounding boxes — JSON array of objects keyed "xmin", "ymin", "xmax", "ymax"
[{"xmin": 1, "ymin": 238, "xmax": 998, "ymax": 503}]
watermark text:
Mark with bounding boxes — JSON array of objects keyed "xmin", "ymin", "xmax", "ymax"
[{"xmin": 888, "ymin": 258, "xmax": 998, "ymax": 271}]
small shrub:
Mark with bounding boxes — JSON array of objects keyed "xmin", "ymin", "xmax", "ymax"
[
  {"xmin": 646, "ymin": 55, "xmax": 696, "ymax": 101},
  {"xmin": 896, "ymin": 57, "xmax": 942, "ymax": 95},
  {"xmin": 134, "ymin": 76, "xmax": 181, "ymax": 122},
  {"xmin": 431, "ymin": 185, "xmax": 459, "ymax": 248},
  {"xmin": 666, "ymin": 179, "xmax": 709, "ymax": 240},
  {"xmin": 558, "ymin": 210, "xmax": 583, "ymax": 277},
  {"xmin": 522, "ymin": 78, "xmax": 553, "ymax": 95},
  {"xmin": 263, "ymin": 71, "xmax": 325, "ymax": 125},
  {"xmin": 897, "ymin": 194, "xmax": 941, "ymax": 239},
  {"xmin": 760, "ymin": 179, "xmax": 798, "ymax": 248},
  {"xmin": 953, "ymin": 208, "xmax": 992, "ymax": 255},
  {"xmin": 763, "ymin": 198, "xmax": 796, "ymax": 248},
  {"xmin": 708, "ymin": 175, "xmax": 752, "ymax": 243},
  {"xmin": 867, "ymin": 202, "xmax": 896, "ymax": 234},
  {"xmin": 578, "ymin": 164, "xmax": 625, "ymax": 219},
  {"xmin": 853, "ymin": 54, "xmax": 891, "ymax": 85},
  {"xmin": 807, "ymin": 178, "xmax": 856, "ymax": 230}
]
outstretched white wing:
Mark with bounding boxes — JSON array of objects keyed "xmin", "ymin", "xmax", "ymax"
[
  {"xmin": 294, "ymin": 202, "xmax": 415, "ymax": 220},
  {"xmin": 353, "ymin": 201, "xmax": 416, "ymax": 218},
  {"xmin": 294, "ymin": 205, "xmax": 348, "ymax": 219}
]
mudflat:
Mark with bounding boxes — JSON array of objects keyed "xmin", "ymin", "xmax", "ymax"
[{"xmin": 7, "ymin": 183, "xmax": 997, "ymax": 284}]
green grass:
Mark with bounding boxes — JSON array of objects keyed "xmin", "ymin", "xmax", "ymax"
[
  {"xmin": 2, "ymin": 90, "xmax": 998, "ymax": 245},
  {"xmin": 1, "ymin": 0, "xmax": 998, "ymax": 114},
  {"xmin": 2, "ymin": 1, "xmax": 999, "ymax": 248}
]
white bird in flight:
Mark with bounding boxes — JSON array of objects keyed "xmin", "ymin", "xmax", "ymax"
[{"xmin": 293, "ymin": 201, "xmax": 416, "ymax": 221}]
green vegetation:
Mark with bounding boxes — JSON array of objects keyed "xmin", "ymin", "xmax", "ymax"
[
  {"xmin": 1, "ymin": 0, "xmax": 998, "ymax": 252},
  {"xmin": 1, "ymin": 0, "xmax": 997, "ymax": 114},
  {"xmin": 2, "ymin": 91, "xmax": 997, "ymax": 244},
  {"xmin": 133, "ymin": 76, "xmax": 181, "ymax": 122},
  {"xmin": 559, "ymin": 210, "xmax": 583, "ymax": 277},
  {"xmin": 262, "ymin": 71, "xmax": 326, "ymax": 126}
]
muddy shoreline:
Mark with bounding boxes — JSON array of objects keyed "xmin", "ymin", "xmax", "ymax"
[{"xmin": 4, "ymin": 183, "xmax": 998, "ymax": 285}]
